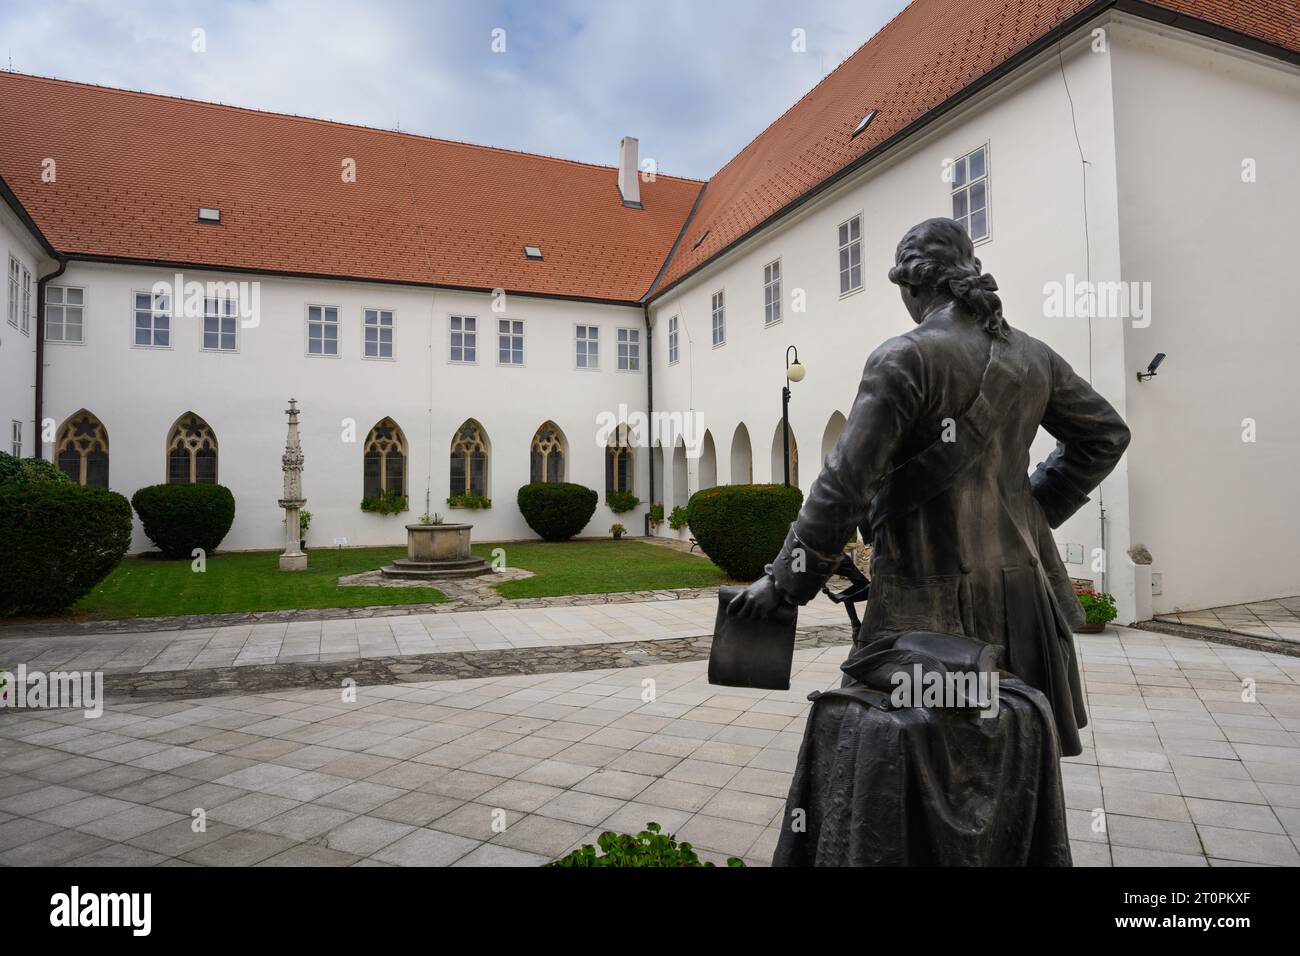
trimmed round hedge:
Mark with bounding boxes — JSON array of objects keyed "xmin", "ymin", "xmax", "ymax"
[
  {"xmin": 686, "ymin": 483, "xmax": 804, "ymax": 581},
  {"xmin": 517, "ymin": 482, "xmax": 598, "ymax": 541},
  {"xmin": 132, "ymin": 483, "xmax": 236, "ymax": 559},
  {"xmin": 0, "ymin": 482, "xmax": 133, "ymax": 616}
]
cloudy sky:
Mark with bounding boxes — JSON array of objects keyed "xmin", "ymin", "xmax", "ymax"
[{"xmin": 0, "ymin": 0, "xmax": 908, "ymax": 180}]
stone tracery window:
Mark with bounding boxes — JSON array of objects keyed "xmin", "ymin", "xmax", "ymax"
[
  {"xmin": 56, "ymin": 410, "xmax": 109, "ymax": 487},
  {"xmin": 450, "ymin": 420, "xmax": 489, "ymax": 497},
  {"xmin": 530, "ymin": 421, "xmax": 566, "ymax": 483},
  {"xmin": 605, "ymin": 423, "xmax": 634, "ymax": 494},
  {"xmin": 167, "ymin": 413, "xmax": 218, "ymax": 484},
  {"xmin": 364, "ymin": 418, "xmax": 407, "ymax": 500}
]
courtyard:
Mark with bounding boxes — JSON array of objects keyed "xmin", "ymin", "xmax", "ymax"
[{"xmin": 2, "ymin": 595, "xmax": 1298, "ymax": 867}]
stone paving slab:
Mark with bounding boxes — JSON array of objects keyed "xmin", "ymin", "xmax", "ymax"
[
  {"xmin": 1156, "ymin": 595, "xmax": 1300, "ymax": 645},
  {"xmin": 0, "ymin": 594, "xmax": 846, "ymax": 679},
  {"xmin": 1, "ymin": 623, "xmax": 1299, "ymax": 867}
]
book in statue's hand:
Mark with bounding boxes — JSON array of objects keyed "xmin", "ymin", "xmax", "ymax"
[{"xmin": 708, "ymin": 585, "xmax": 798, "ymax": 690}]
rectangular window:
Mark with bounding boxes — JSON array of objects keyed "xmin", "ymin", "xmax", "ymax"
[
  {"xmin": 951, "ymin": 145, "xmax": 989, "ymax": 242},
  {"xmin": 449, "ymin": 315, "xmax": 477, "ymax": 363},
  {"xmin": 711, "ymin": 290, "xmax": 725, "ymax": 347},
  {"xmin": 202, "ymin": 297, "xmax": 238, "ymax": 351},
  {"xmin": 10, "ymin": 420, "xmax": 20, "ymax": 457},
  {"xmin": 307, "ymin": 305, "xmax": 339, "ymax": 356},
  {"xmin": 6, "ymin": 256, "xmax": 18, "ymax": 329},
  {"xmin": 498, "ymin": 318, "xmax": 524, "ymax": 365},
  {"xmin": 45, "ymin": 286, "xmax": 85, "ymax": 343},
  {"xmin": 764, "ymin": 259, "xmax": 782, "ymax": 325},
  {"xmin": 133, "ymin": 291, "xmax": 171, "ymax": 347},
  {"xmin": 575, "ymin": 325, "xmax": 599, "ymax": 369},
  {"xmin": 668, "ymin": 315, "xmax": 679, "ymax": 365},
  {"xmin": 838, "ymin": 215, "xmax": 863, "ymax": 295},
  {"xmin": 617, "ymin": 328, "xmax": 640, "ymax": 371},
  {"xmin": 364, "ymin": 308, "xmax": 393, "ymax": 359},
  {"xmin": 20, "ymin": 264, "xmax": 31, "ymax": 335}
]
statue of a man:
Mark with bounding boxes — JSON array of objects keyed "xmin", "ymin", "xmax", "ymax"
[{"xmin": 729, "ymin": 217, "xmax": 1130, "ymax": 760}]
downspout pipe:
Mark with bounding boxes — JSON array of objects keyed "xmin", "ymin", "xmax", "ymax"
[
  {"xmin": 643, "ymin": 301, "xmax": 653, "ymax": 537},
  {"xmin": 34, "ymin": 256, "xmax": 68, "ymax": 460}
]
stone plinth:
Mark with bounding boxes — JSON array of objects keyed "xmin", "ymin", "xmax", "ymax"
[{"xmin": 380, "ymin": 523, "xmax": 493, "ymax": 580}]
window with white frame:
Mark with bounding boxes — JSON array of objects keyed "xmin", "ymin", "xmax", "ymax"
[
  {"xmin": 364, "ymin": 308, "xmax": 394, "ymax": 359},
  {"xmin": 10, "ymin": 420, "xmax": 20, "ymax": 457},
  {"xmin": 45, "ymin": 286, "xmax": 84, "ymax": 343},
  {"xmin": 764, "ymin": 259, "xmax": 782, "ymax": 325},
  {"xmin": 838, "ymin": 215, "xmax": 862, "ymax": 295},
  {"xmin": 668, "ymin": 315, "xmax": 679, "ymax": 365},
  {"xmin": 575, "ymin": 325, "xmax": 599, "ymax": 369},
  {"xmin": 951, "ymin": 145, "xmax": 989, "ymax": 241},
  {"xmin": 306, "ymin": 305, "xmax": 339, "ymax": 356},
  {"xmin": 133, "ymin": 291, "xmax": 171, "ymax": 347},
  {"xmin": 711, "ymin": 290, "xmax": 725, "ymax": 347},
  {"xmin": 617, "ymin": 328, "xmax": 640, "ymax": 371},
  {"xmin": 20, "ymin": 263, "xmax": 31, "ymax": 335},
  {"xmin": 202, "ymin": 297, "xmax": 238, "ymax": 351},
  {"xmin": 449, "ymin": 315, "xmax": 477, "ymax": 362},
  {"xmin": 498, "ymin": 318, "xmax": 524, "ymax": 365},
  {"xmin": 6, "ymin": 256, "xmax": 17, "ymax": 328}
]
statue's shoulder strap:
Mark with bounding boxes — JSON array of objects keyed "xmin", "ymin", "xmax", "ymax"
[{"xmin": 869, "ymin": 335, "xmax": 1025, "ymax": 531}]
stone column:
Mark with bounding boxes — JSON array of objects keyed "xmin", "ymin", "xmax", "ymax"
[{"xmin": 279, "ymin": 398, "xmax": 308, "ymax": 571}]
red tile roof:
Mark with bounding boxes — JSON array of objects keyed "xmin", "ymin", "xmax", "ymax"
[
  {"xmin": 0, "ymin": 1, "xmax": 1294, "ymax": 304},
  {"xmin": 650, "ymin": 0, "xmax": 1300, "ymax": 294},
  {"xmin": 0, "ymin": 72, "xmax": 703, "ymax": 303}
]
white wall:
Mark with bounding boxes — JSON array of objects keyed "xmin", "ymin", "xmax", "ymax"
[
  {"xmin": 649, "ymin": 24, "xmax": 1139, "ymax": 613},
  {"xmin": 41, "ymin": 262, "xmax": 650, "ymax": 552},
  {"xmin": 1111, "ymin": 20, "xmax": 1300, "ymax": 613},
  {"xmin": 0, "ymin": 204, "xmax": 50, "ymax": 460}
]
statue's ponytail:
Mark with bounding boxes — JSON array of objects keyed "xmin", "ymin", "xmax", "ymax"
[{"xmin": 888, "ymin": 218, "xmax": 1009, "ymax": 339}]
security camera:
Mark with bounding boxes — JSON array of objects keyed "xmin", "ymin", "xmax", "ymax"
[{"xmin": 1136, "ymin": 352, "xmax": 1166, "ymax": 383}]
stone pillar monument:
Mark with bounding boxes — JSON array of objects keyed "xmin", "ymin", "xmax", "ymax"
[{"xmin": 279, "ymin": 398, "xmax": 307, "ymax": 571}]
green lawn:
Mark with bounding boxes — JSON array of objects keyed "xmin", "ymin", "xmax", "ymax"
[
  {"xmin": 474, "ymin": 538, "xmax": 725, "ymax": 598},
  {"xmin": 74, "ymin": 546, "xmax": 444, "ymax": 620},
  {"xmin": 65, "ymin": 539, "xmax": 725, "ymax": 620}
]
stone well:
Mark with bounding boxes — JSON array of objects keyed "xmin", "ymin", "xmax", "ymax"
[{"xmin": 380, "ymin": 523, "xmax": 494, "ymax": 580}]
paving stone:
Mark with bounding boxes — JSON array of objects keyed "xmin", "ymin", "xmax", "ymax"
[
  {"xmin": 320, "ymin": 814, "xmax": 416, "ymax": 856},
  {"xmin": 1195, "ymin": 825, "xmax": 1300, "ymax": 865},
  {"xmin": 78, "ymin": 805, "xmax": 187, "ymax": 841},
  {"xmin": 0, "ymin": 828, "xmax": 111, "ymax": 867},
  {"xmin": 257, "ymin": 845, "xmax": 363, "ymax": 867},
  {"xmin": 535, "ymin": 790, "xmax": 626, "ymax": 826},
  {"xmin": 1111, "ymin": 846, "xmax": 1208, "ymax": 867},
  {"xmin": 452, "ymin": 843, "xmax": 549, "ymax": 867},
  {"xmin": 370, "ymin": 827, "xmax": 480, "ymax": 866},
  {"xmin": 1185, "ymin": 797, "xmax": 1284, "ymax": 833},
  {"xmin": 181, "ymin": 829, "xmax": 296, "ymax": 866},
  {"xmin": 491, "ymin": 813, "xmax": 590, "ymax": 858},
  {"xmin": 206, "ymin": 793, "xmax": 301, "ymax": 828},
  {"xmin": 254, "ymin": 805, "xmax": 356, "ymax": 841},
  {"xmin": 370, "ymin": 792, "xmax": 462, "ymax": 827}
]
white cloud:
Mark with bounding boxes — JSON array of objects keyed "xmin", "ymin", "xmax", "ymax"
[{"xmin": 0, "ymin": 0, "xmax": 906, "ymax": 179}]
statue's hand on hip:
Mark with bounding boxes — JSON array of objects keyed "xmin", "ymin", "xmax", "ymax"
[{"xmin": 727, "ymin": 575, "xmax": 790, "ymax": 620}]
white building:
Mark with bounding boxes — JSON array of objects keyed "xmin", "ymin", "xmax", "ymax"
[{"xmin": 2, "ymin": 0, "xmax": 1297, "ymax": 624}]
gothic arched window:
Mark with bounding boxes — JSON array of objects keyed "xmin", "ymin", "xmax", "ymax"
[
  {"xmin": 450, "ymin": 420, "xmax": 489, "ymax": 497},
  {"xmin": 167, "ymin": 413, "xmax": 218, "ymax": 484},
  {"xmin": 364, "ymin": 418, "xmax": 407, "ymax": 500},
  {"xmin": 605, "ymin": 423, "xmax": 634, "ymax": 495},
  {"xmin": 56, "ymin": 410, "xmax": 109, "ymax": 487},
  {"xmin": 530, "ymin": 421, "xmax": 566, "ymax": 484}
]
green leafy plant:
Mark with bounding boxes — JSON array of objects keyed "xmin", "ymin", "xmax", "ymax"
[
  {"xmin": 1075, "ymin": 586, "xmax": 1118, "ymax": 627},
  {"xmin": 610, "ymin": 523, "xmax": 626, "ymax": 539},
  {"xmin": 605, "ymin": 490, "xmax": 639, "ymax": 514},
  {"xmin": 360, "ymin": 489, "xmax": 407, "ymax": 515},
  {"xmin": 446, "ymin": 493, "xmax": 491, "ymax": 510},
  {"xmin": 419, "ymin": 511, "xmax": 445, "ymax": 525},
  {"xmin": 545, "ymin": 822, "xmax": 744, "ymax": 867},
  {"xmin": 668, "ymin": 505, "xmax": 689, "ymax": 531},
  {"xmin": 299, "ymin": 510, "xmax": 312, "ymax": 534},
  {"xmin": 686, "ymin": 483, "xmax": 803, "ymax": 581},
  {"xmin": 0, "ymin": 480, "xmax": 133, "ymax": 616},
  {"xmin": 517, "ymin": 482, "xmax": 597, "ymax": 541},
  {"xmin": 0, "ymin": 453, "xmax": 71, "ymax": 487},
  {"xmin": 648, "ymin": 503, "xmax": 665, "ymax": 528},
  {"xmin": 131, "ymin": 483, "xmax": 237, "ymax": 560}
]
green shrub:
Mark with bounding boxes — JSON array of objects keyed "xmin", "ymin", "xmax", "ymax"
[
  {"xmin": 648, "ymin": 503, "xmax": 665, "ymax": 527},
  {"xmin": 446, "ymin": 492, "xmax": 491, "ymax": 510},
  {"xmin": 686, "ymin": 483, "xmax": 803, "ymax": 581},
  {"xmin": 0, "ymin": 481, "xmax": 132, "ymax": 616},
  {"xmin": 360, "ymin": 490, "xmax": 407, "ymax": 515},
  {"xmin": 131, "ymin": 483, "xmax": 236, "ymax": 559},
  {"xmin": 605, "ymin": 490, "xmax": 639, "ymax": 514},
  {"xmin": 0, "ymin": 451, "xmax": 71, "ymax": 487},
  {"xmin": 668, "ymin": 505, "xmax": 689, "ymax": 531},
  {"xmin": 517, "ymin": 482, "xmax": 598, "ymax": 541},
  {"xmin": 546, "ymin": 822, "xmax": 744, "ymax": 867}
]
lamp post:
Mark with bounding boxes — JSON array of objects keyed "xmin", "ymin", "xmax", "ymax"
[{"xmin": 782, "ymin": 345, "xmax": 805, "ymax": 487}]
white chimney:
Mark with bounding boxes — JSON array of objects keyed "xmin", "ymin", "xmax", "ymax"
[{"xmin": 618, "ymin": 136, "xmax": 642, "ymax": 208}]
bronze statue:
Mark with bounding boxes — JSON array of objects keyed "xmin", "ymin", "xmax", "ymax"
[{"xmin": 728, "ymin": 218, "xmax": 1130, "ymax": 865}]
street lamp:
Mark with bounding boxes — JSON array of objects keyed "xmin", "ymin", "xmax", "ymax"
[{"xmin": 782, "ymin": 345, "xmax": 805, "ymax": 487}]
